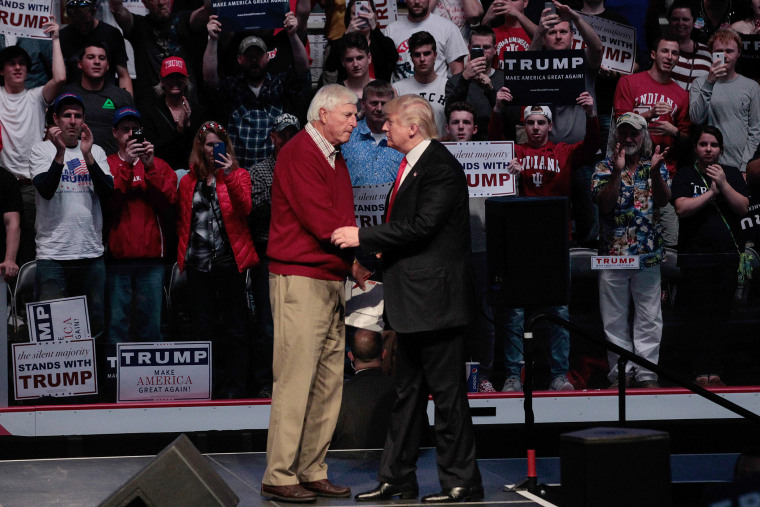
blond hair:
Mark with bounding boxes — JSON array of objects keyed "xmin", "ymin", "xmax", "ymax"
[{"xmin": 384, "ymin": 94, "xmax": 438, "ymax": 140}]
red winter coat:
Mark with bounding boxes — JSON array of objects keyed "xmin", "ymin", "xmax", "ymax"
[
  {"xmin": 176, "ymin": 167, "xmax": 258, "ymax": 272},
  {"xmin": 106, "ymin": 154, "xmax": 177, "ymax": 259}
]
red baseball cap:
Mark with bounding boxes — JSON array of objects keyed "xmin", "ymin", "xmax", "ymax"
[{"xmin": 160, "ymin": 56, "xmax": 188, "ymax": 77}]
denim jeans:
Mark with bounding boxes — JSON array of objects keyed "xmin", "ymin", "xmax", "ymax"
[
  {"xmin": 105, "ymin": 260, "xmax": 165, "ymax": 344},
  {"xmin": 496, "ymin": 305, "xmax": 570, "ymax": 380},
  {"xmin": 35, "ymin": 256, "xmax": 106, "ymax": 339}
]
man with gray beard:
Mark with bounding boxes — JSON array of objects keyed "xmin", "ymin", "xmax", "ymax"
[{"xmin": 591, "ymin": 112, "xmax": 670, "ymax": 389}]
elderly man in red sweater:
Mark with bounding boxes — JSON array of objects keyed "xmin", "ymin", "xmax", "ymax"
[{"xmin": 261, "ymin": 84, "xmax": 370, "ymax": 503}]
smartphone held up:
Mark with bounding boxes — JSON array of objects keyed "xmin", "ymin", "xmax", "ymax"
[{"xmin": 213, "ymin": 142, "xmax": 227, "ymax": 169}]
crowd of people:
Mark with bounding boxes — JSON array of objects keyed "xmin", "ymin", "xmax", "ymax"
[
  {"xmin": 0, "ymin": 0, "xmax": 760, "ymax": 446},
  {"xmin": 1, "ymin": 0, "xmax": 759, "ymax": 502}
]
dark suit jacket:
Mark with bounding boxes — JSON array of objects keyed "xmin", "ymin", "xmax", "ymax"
[
  {"xmin": 359, "ymin": 140, "xmax": 474, "ymax": 334},
  {"xmin": 332, "ymin": 368, "xmax": 396, "ymax": 450}
]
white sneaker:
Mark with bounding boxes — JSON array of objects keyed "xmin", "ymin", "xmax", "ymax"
[
  {"xmin": 502, "ymin": 376, "xmax": 522, "ymax": 392},
  {"xmin": 550, "ymin": 376, "xmax": 574, "ymax": 391}
]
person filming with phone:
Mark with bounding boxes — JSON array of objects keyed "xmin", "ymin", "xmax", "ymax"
[
  {"xmin": 445, "ymin": 26, "xmax": 504, "ymax": 140},
  {"xmin": 690, "ymin": 28, "xmax": 760, "ymax": 173},
  {"xmin": 176, "ymin": 121, "xmax": 259, "ymax": 399},
  {"xmin": 105, "ymin": 107, "xmax": 176, "ymax": 345}
]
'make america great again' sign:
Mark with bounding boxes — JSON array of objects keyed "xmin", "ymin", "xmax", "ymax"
[{"xmin": 503, "ymin": 49, "xmax": 586, "ymax": 106}]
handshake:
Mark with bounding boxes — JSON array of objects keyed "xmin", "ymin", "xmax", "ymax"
[{"xmin": 331, "ymin": 226, "xmax": 372, "ymax": 290}]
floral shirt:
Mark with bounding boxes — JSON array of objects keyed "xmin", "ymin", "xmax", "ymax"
[{"xmin": 591, "ymin": 157, "xmax": 669, "ymax": 268}]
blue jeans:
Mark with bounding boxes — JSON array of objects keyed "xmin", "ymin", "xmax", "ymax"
[
  {"xmin": 496, "ymin": 305, "xmax": 570, "ymax": 380},
  {"xmin": 35, "ymin": 257, "xmax": 106, "ymax": 340},
  {"xmin": 105, "ymin": 260, "xmax": 164, "ymax": 344}
]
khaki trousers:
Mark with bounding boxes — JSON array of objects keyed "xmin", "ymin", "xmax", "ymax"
[{"xmin": 262, "ymin": 274, "xmax": 345, "ymax": 486}]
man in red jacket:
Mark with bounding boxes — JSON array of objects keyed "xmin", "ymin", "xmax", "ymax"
[{"xmin": 105, "ymin": 107, "xmax": 176, "ymax": 344}]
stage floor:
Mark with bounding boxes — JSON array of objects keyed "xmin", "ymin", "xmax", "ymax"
[{"xmin": 0, "ymin": 448, "xmax": 738, "ymax": 506}]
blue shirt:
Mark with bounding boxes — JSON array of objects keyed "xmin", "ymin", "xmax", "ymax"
[{"xmin": 342, "ymin": 119, "xmax": 404, "ymax": 185}]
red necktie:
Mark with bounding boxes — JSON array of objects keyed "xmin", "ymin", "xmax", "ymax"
[{"xmin": 385, "ymin": 157, "xmax": 407, "ymax": 221}]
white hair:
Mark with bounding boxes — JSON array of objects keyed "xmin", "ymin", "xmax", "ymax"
[
  {"xmin": 608, "ymin": 123, "xmax": 653, "ymax": 158},
  {"xmin": 307, "ymin": 84, "xmax": 358, "ymax": 122}
]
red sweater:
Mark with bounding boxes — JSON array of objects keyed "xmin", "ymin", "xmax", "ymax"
[
  {"xmin": 106, "ymin": 153, "xmax": 177, "ymax": 259},
  {"xmin": 267, "ymin": 129, "xmax": 356, "ymax": 280},
  {"xmin": 176, "ymin": 167, "xmax": 258, "ymax": 273},
  {"xmin": 514, "ymin": 115, "xmax": 600, "ymax": 197},
  {"xmin": 613, "ymin": 71, "xmax": 690, "ymax": 174},
  {"xmin": 493, "ymin": 25, "xmax": 531, "ymax": 69}
]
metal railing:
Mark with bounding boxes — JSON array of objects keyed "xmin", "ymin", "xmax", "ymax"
[
  {"xmin": 511, "ymin": 311, "xmax": 760, "ymax": 495},
  {"xmin": 524, "ymin": 311, "xmax": 760, "ymax": 426}
]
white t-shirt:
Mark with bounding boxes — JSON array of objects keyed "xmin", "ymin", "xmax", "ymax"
[
  {"xmin": 29, "ymin": 140, "xmax": 111, "ymax": 260},
  {"xmin": 393, "ymin": 74, "xmax": 449, "ymax": 137},
  {"xmin": 0, "ymin": 86, "xmax": 48, "ymax": 178},
  {"xmin": 383, "ymin": 14, "xmax": 468, "ymax": 82}
]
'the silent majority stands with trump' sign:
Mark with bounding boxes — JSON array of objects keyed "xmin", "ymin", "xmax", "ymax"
[
  {"xmin": 13, "ymin": 340, "xmax": 97, "ymax": 399},
  {"xmin": 12, "ymin": 296, "xmax": 96, "ymax": 400},
  {"xmin": 571, "ymin": 12, "xmax": 636, "ymax": 75},
  {"xmin": 351, "ymin": 142, "xmax": 516, "ymax": 229},
  {"xmin": 0, "ymin": 0, "xmax": 51, "ymax": 38}
]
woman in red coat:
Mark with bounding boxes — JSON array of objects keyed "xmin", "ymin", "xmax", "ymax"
[{"xmin": 177, "ymin": 121, "xmax": 258, "ymax": 398}]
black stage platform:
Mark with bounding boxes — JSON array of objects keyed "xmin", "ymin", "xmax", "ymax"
[{"xmin": 0, "ymin": 448, "xmax": 739, "ymax": 506}]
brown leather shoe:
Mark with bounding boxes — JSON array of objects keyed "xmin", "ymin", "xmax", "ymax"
[
  {"xmin": 301, "ymin": 479, "xmax": 351, "ymax": 498},
  {"xmin": 260, "ymin": 483, "xmax": 317, "ymax": 503}
]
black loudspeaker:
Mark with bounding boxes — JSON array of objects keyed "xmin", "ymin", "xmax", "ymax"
[
  {"xmin": 561, "ymin": 427, "xmax": 672, "ymax": 507},
  {"xmin": 485, "ymin": 196, "xmax": 569, "ymax": 306},
  {"xmin": 99, "ymin": 434, "xmax": 239, "ymax": 506}
]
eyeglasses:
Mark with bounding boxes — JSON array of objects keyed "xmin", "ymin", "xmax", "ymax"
[{"xmin": 198, "ymin": 122, "xmax": 227, "ymax": 138}]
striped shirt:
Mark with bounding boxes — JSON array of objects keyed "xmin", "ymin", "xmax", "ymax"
[{"xmin": 671, "ymin": 40, "xmax": 711, "ymax": 91}]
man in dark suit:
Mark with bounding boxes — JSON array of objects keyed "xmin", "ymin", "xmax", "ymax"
[
  {"xmin": 331, "ymin": 94, "xmax": 483, "ymax": 503},
  {"xmin": 332, "ymin": 329, "xmax": 396, "ymax": 450}
]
